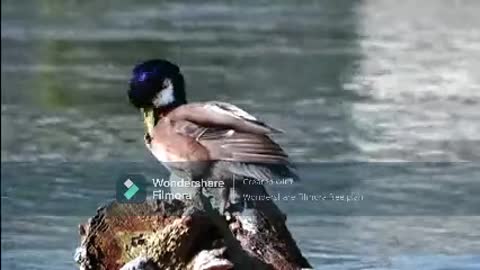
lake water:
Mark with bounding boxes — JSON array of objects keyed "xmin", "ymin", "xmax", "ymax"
[{"xmin": 2, "ymin": 0, "xmax": 480, "ymax": 269}]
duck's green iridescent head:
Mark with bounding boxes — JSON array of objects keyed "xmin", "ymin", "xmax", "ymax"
[
  {"xmin": 128, "ymin": 59, "xmax": 186, "ymax": 109},
  {"xmin": 128, "ymin": 59, "xmax": 187, "ymax": 134}
]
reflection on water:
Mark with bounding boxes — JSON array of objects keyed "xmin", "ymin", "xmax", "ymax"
[{"xmin": 2, "ymin": 0, "xmax": 480, "ymax": 269}]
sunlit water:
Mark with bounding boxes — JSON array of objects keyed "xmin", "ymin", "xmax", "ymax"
[{"xmin": 2, "ymin": 0, "xmax": 480, "ymax": 269}]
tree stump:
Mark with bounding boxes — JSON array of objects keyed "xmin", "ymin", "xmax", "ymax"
[{"xmin": 75, "ymin": 184, "xmax": 311, "ymax": 270}]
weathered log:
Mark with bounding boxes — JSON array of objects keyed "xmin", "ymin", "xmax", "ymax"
[{"xmin": 75, "ymin": 185, "xmax": 311, "ymax": 270}]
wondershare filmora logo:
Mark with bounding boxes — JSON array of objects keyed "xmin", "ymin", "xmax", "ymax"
[{"xmin": 116, "ymin": 174, "xmax": 147, "ymax": 203}]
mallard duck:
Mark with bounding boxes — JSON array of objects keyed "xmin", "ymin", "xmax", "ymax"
[{"xmin": 127, "ymin": 59, "xmax": 297, "ymax": 212}]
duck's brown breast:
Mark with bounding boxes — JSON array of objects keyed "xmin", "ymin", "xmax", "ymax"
[{"xmin": 149, "ymin": 117, "xmax": 210, "ymax": 163}]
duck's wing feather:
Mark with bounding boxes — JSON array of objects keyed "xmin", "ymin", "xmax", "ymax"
[
  {"xmin": 169, "ymin": 102, "xmax": 282, "ymax": 135},
  {"xmin": 170, "ymin": 102, "xmax": 286, "ymax": 164},
  {"xmin": 170, "ymin": 102, "xmax": 297, "ymax": 180},
  {"xmin": 173, "ymin": 121, "xmax": 297, "ymax": 181},
  {"xmin": 202, "ymin": 128, "xmax": 289, "ymax": 164}
]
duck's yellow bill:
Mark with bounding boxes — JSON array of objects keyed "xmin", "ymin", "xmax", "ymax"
[{"xmin": 141, "ymin": 108, "xmax": 155, "ymax": 136}]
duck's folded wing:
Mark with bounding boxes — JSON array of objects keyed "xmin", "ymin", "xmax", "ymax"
[
  {"xmin": 170, "ymin": 101, "xmax": 287, "ymax": 164},
  {"xmin": 173, "ymin": 120, "xmax": 298, "ymax": 181},
  {"xmin": 169, "ymin": 101, "xmax": 282, "ymax": 135},
  {"xmin": 170, "ymin": 101, "xmax": 297, "ymax": 180},
  {"xmin": 203, "ymin": 128, "xmax": 290, "ymax": 165},
  {"xmin": 174, "ymin": 121, "xmax": 288, "ymax": 164}
]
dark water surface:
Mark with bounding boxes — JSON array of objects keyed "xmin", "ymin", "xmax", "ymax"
[{"xmin": 2, "ymin": 0, "xmax": 480, "ymax": 269}]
